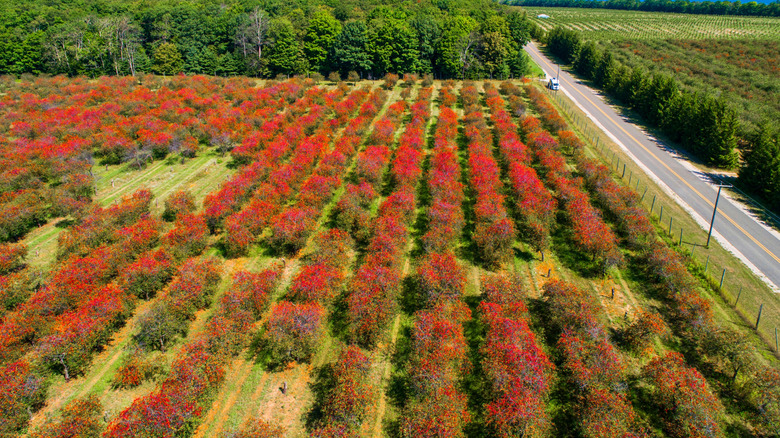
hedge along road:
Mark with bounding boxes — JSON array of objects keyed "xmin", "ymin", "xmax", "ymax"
[{"xmin": 523, "ymin": 41, "xmax": 780, "ymax": 292}]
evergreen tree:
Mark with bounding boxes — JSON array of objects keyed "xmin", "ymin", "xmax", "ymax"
[
  {"xmin": 546, "ymin": 26, "xmax": 580, "ymax": 64},
  {"xmin": 739, "ymin": 123, "xmax": 780, "ymax": 210},
  {"xmin": 593, "ymin": 50, "xmax": 617, "ymax": 90},
  {"xmin": 574, "ymin": 41, "xmax": 601, "ymax": 79},
  {"xmin": 697, "ymin": 97, "xmax": 739, "ymax": 168}
]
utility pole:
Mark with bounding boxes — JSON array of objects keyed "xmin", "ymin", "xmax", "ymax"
[{"xmin": 707, "ymin": 183, "xmax": 732, "ymax": 248}]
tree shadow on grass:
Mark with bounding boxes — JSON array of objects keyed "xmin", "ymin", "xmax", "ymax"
[
  {"xmin": 549, "ymin": 212, "xmax": 604, "ymax": 278},
  {"xmin": 329, "ymin": 290, "xmax": 351, "ymax": 344},
  {"xmin": 461, "ymin": 294, "xmax": 493, "ymax": 438},
  {"xmin": 304, "ymin": 362, "xmax": 336, "ymax": 432},
  {"xmin": 399, "ymin": 275, "xmax": 423, "ymax": 315}
]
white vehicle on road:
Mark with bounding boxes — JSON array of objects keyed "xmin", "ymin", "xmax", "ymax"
[{"xmin": 547, "ymin": 77, "xmax": 560, "ymax": 90}]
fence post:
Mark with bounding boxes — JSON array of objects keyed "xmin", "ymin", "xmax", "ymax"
[
  {"xmin": 669, "ymin": 216, "xmax": 673, "ymax": 236},
  {"xmin": 641, "ymin": 187, "xmax": 648, "ymax": 202},
  {"xmin": 629, "ymin": 172, "xmax": 633, "ymax": 185},
  {"xmin": 651, "ymin": 195, "xmax": 657, "ymax": 213},
  {"xmin": 720, "ymin": 269, "xmax": 726, "ymax": 290},
  {"xmin": 679, "ymin": 228, "xmax": 684, "ymax": 245},
  {"xmin": 660, "ymin": 206, "xmax": 664, "ymax": 222},
  {"xmin": 775, "ymin": 327, "xmax": 777, "ymax": 352},
  {"xmin": 622, "ymin": 163, "xmax": 626, "ymax": 178},
  {"xmin": 756, "ymin": 303, "xmax": 764, "ymax": 330},
  {"xmin": 735, "ymin": 287, "xmax": 742, "ymax": 306},
  {"xmin": 704, "ymin": 255, "xmax": 710, "ymax": 271}
]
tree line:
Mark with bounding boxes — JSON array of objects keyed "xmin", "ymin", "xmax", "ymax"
[
  {"xmin": 504, "ymin": 0, "xmax": 780, "ymax": 17},
  {"xmin": 0, "ymin": 0, "xmax": 534, "ymax": 79},
  {"xmin": 547, "ymin": 26, "xmax": 740, "ymax": 168},
  {"xmin": 545, "ymin": 26, "xmax": 780, "ymax": 213}
]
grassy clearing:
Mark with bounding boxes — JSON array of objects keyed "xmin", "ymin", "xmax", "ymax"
[
  {"xmin": 93, "ymin": 150, "xmax": 234, "ymax": 213},
  {"xmin": 23, "ymin": 149, "xmax": 234, "ymax": 272}
]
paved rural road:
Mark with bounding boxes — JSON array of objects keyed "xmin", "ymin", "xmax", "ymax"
[{"xmin": 524, "ymin": 41, "xmax": 780, "ymax": 291}]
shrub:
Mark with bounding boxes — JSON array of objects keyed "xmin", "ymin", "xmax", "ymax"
[
  {"xmin": 263, "ymin": 301, "xmax": 326, "ymax": 364},
  {"xmin": 226, "ymin": 418, "xmax": 285, "ymax": 438},
  {"xmin": 119, "ymin": 249, "xmax": 175, "ymax": 300},
  {"xmin": 230, "ymin": 268, "xmax": 282, "ymax": 317},
  {"xmin": 382, "ymin": 73, "xmax": 399, "ymax": 90},
  {"xmin": 622, "ymin": 310, "xmax": 668, "ymax": 352},
  {"xmin": 643, "ymin": 352, "xmax": 724, "ymax": 437},
  {"xmin": 347, "ymin": 264, "xmax": 400, "ymax": 347},
  {"xmin": 269, "ymin": 207, "xmax": 318, "ymax": 253},
  {"xmin": 134, "ymin": 301, "xmax": 187, "ymax": 351},
  {"xmin": 288, "ymin": 263, "xmax": 344, "ymax": 304},
  {"xmin": 162, "ymin": 190, "xmax": 195, "ymax": 221},
  {"xmin": 322, "ymin": 345, "xmax": 374, "ymax": 428},
  {"xmin": 417, "ymin": 252, "xmax": 466, "ymax": 306},
  {"xmin": 113, "ymin": 349, "xmax": 165, "ymax": 388},
  {"xmin": 163, "ymin": 214, "xmax": 208, "ymax": 260},
  {"xmin": 308, "ymin": 228, "xmax": 354, "ymax": 269},
  {"xmin": 0, "ymin": 243, "xmax": 26, "ymax": 275},
  {"xmin": 30, "ymin": 395, "xmax": 103, "ymax": 438},
  {"xmin": 481, "ymin": 272, "xmax": 526, "ymax": 308}
]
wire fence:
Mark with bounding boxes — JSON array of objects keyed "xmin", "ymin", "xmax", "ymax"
[{"xmin": 546, "ymin": 87, "xmax": 780, "ymax": 353}]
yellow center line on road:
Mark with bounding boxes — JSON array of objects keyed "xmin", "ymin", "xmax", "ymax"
[{"xmin": 530, "ymin": 46, "xmax": 780, "ymax": 264}]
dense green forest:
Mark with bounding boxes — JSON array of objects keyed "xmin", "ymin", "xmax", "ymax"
[
  {"xmin": 0, "ymin": 0, "xmax": 534, "ymax": 79},
  {"xmin": 504, "ymin": 0, "xmax": 780, "ymax": 17}
]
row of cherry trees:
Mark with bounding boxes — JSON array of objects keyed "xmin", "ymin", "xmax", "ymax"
[
  {"xmin": 462, "ymin": 84, "xmax": 516, "ymax": 268},
  {"xmin": 480, "ymin": 273, "xmax": 555, "ymax": 437},
  {"xmin": 485, "ymin": 82, "xmax": 557, "ymax": 260},
  {"xmin": 519, "ymin": 97, "xmax": 624, "ymax": 272},
  {"xmin": 422, "ymin": 86, "xmax": 463, "ymax": 253},
  {"xmin": 400, "ymin": 84, "xmax": 472, "ymax": 437},
  {"xmin": 402, "ymin": 254, "xmax": 472, "ymax": 437},
  {"xmin": 543, "ymin": 279, "xmax": 650, "ymax": 436}
]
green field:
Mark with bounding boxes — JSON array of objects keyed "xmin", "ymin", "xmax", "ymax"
[{"xmin": 522, "ymin": 6, "xmax": 780, "ymax": 40}]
